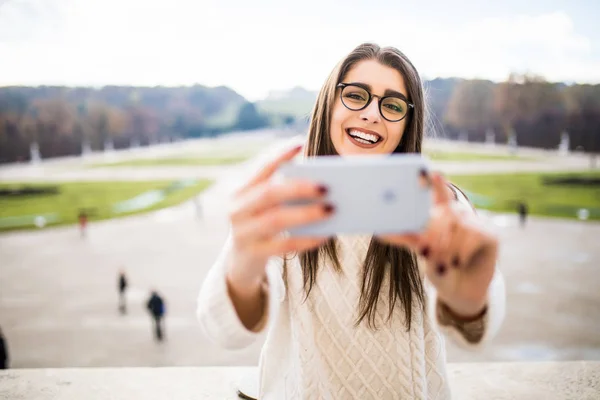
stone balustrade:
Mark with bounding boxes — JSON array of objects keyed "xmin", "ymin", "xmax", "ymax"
[{"xmin": 1, "ymin": 361, "xmax": 599, "ymax": 399}]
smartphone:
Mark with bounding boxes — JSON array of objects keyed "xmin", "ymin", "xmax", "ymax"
[{"xmin": 276, "ymin": 153, "xmax": 432, "ymax": 236}]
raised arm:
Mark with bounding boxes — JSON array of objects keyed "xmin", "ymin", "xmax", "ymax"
[{"xmin": 196, "ymin": 145, "xmax": 333, "ymax": 349}]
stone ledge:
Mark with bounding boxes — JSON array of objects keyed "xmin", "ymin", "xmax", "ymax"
[{"xmin": 1, "ymin": 361, "xmax": 598, "ymax": 399}]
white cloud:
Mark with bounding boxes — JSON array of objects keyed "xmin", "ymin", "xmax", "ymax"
[
  {"xmin": 405, "ymin": 12, "xmax": 599, "ymax": 83},
  {"xmin": 0, "ymin": 1, "xmax": 598, "ymax": 100},
  {"xmin": 0, "ymin": 0, "xmax": 66, "ymax": 43}
]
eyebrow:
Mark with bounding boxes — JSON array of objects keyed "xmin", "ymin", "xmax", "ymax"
[{"xmin": 346, "ymin": 81, "xmax": 410, "ymax": 103}]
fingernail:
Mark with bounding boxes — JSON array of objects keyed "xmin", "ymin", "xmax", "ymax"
[
  {"xmin": 419, "ymin": 169, "xmax": 432, "ymax": 188},
  {"xmin": 452, "ymin": 255, "xmax": 460, "ymax": 268},
  {"xmin": 420, "ymin": 246, "xmax": 430, "ymax": 258},
  {"xmin": 323, "ymin": 204, "xmax": 335, "ymax": 214},
  {"xmin": 437, "ymin": 263, "xmax": 446, "ymax": 275},
  {"xmin": 293, "ymin": 145, "xmax": 303, "ymax": 151},
  {"xmin": 317, "ymin": 185, "xmax": 328, "ymax": 195}
]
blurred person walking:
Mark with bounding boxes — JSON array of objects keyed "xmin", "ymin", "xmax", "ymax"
[
  {"xmin": 517, "ymin": 201, "xmax": 528, "ymax": 228},
  {"xmin": 0, "ymin": 327, "xmax": 9, "ymax": 369},
  {"xmin": 78, "ymin": 210, "xmax": 88, "ymax": 238},
  {"xmin": 118, "ymin": 269, "xmax": 129, "ymax": 314},
  {"xmin": 146, "ymin": 291, "xmax": 166, "ymax": 341}
]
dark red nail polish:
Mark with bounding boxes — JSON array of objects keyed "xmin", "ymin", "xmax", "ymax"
[
  {"xmin": 419, "ymin": 169, "xmax": 428, "ymax": 178},
  {"xmin": 323, "ymin": 204, "xmax": 335, "ymax": 214},
  {"xmin": 420, "ymin": 246, "xmax": 430, "ymax": 258},
  {"xmin": 317, "ymin": 185, "xmax": 328, "ymax": 195},
  {"xmin": 437, "ymin": 263, "xmax": 446, "ymax": 275},
  {"xmin": 452, "ymin": 255, "xmax": 460, "ymax": 268}
]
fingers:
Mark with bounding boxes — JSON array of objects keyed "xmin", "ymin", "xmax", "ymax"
[
  {"xmin": 429, "ymin": 218, "xmax": 465, "ymax": 276},
  {"xmin": 459, "ymin": 230, "xmax": 498, "ymax": 272},
  {"xmin": 237, "ymin": 145, "xmax": 303, "ymax": 196},
  {"xmin": 233, "ymin": 201, "xmax": 334, "ymax": 247},
  {"xmin": 424, "ymin": 172, "xmax": 453, "ymax": 206},
  {"xmin": 444, "ymin": 223, "xmax": 468, "ymax": 270},
  {"xmin": 418, "ymin": 210, "xmax": 495, "ymax": 278},
  {"xmin": 418, "ymin": 208, "xmax": 457, "ymax": 273},
  {"xmin": 228, "ymin": 143, "xmax": 333, "ymax": 263},
  {"xmin": 230, "ymin": 179, "xmax": 327, "ymax": 223}
]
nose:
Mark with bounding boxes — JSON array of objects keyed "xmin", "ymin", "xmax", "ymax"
[{"xmin": 359, "ymin": 97, "xmax": 381, "ymax": 123}]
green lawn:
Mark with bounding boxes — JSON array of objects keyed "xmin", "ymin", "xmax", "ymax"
[
  {"xmin": 448, "ymin": 171, "xmax": 600, "ymax": 220},
  {"xmin": 0, "ymin": 179, "xmax": 213, "ymax": 231},
  {"xmin": 89, "ymin": 149, "xmax": 528, "ymax": 168},
  {"xmin": 425, "ymin": 150, "xmax": 533, "ymax": 162},
  {"xmin": 90, "ymin": 155, "xmax": 251, "ymax": 168}
]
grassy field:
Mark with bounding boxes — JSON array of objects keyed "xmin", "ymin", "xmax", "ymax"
[
  {"xmin": 90, "ymin": 150, "xmax": 527, "ymax": 168},
  {"xmin": 425, "ymin": 150, "xmax": 533, "ymax": 162},
  {"xmin": 0, "ymin": 179, "xmax": 213, "ymax": 231},
  {"xmin": 449, "ymin": 171, "xmax": 600, "ymax": 220},
  {"xmin": 89, "ymin": 155, "xmax": 251, "ymax": 168}
]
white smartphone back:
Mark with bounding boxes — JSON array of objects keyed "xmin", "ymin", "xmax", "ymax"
[{"xmin": 276, "ymin": 153, "xmax": 432, "ymax": 236}]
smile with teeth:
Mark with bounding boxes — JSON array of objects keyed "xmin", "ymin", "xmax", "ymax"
[{"xmin": 347, "ymin": 129, "xmax": 381, "ymax": 145}]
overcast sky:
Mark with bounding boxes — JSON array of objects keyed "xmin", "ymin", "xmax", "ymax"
[{"xmin": 0, "ymin": 0, "xmax": 598, "ymax": 100}]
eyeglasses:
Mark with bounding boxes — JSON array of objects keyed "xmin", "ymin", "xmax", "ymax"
[{"xmin": 336, "ymin": 83, "xmax": 414, "ymax": 122}]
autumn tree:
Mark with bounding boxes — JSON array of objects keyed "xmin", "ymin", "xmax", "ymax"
[
  {"xmin": 32, "ymin": 98, "xmax": 77, "ymax": 157},
  {"xmin": 563, "ymin": 84, "xmax": 600, "ymax": 166},
  {"xmin": 492, "ymin": 73, "xmax": 566, "ymax": 148},
  {"xmin": 445, "ymin": 79, "xmax": 495, "ymax": 141}
]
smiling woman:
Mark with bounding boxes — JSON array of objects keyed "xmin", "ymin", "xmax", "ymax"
[
  {"xmin": 197, "ymin": 43, "xmax": 505, "ymax": 400},
  {"xmin": 338, "ymin": 80, "xmax": 414, "ymax": 147},
  {"xmin": 327, "ymin": 58, "xmax": 423, "ymax": 156}
]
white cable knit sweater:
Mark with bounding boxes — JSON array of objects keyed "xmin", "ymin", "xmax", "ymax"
[{"xmin": 197, "ymin": 228, "xmax": 505, "ymax": 399}]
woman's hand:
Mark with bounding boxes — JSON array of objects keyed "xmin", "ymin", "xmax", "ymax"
[
  {"xmin": 378, "ymin": 172, "xmax": 498, "ymax": 318},
  {"xmin": 226, "ymin": 145, "xmax": 334, "ymax": 294}
]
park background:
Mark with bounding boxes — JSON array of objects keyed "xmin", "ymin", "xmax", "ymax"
[{"xmin": 0, "ymin": 0, "xmax": 599, "ymax": 375}]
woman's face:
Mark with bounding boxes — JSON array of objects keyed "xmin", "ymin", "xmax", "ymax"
[{"xmin": 330, "ymin": 59, "xmax": 409, "ymax": 156}]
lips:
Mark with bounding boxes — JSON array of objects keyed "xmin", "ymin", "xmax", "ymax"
[{"xmin": 345, "ymin": 128, "xmax": 382, "ymax": 148}]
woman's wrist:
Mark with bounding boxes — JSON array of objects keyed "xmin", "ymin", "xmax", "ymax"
[
  {"xmin": 441, "ymin": 301, "xmax": 487, "ymax": 323},
  {"xmin": 436, "ymin": 300, "xmax": 487, "ymax": 344},
  {"xmin": 225, "ymin": 264, "xmax": 265, "ymax": 299}
]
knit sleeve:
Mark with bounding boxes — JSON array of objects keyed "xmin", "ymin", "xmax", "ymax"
[
  {"xmin": 426, "ymin": 182, "xmax": 506, "ymax": 349},
  {"xmin": 196, "ymin": 232, "xmax": 285, "ymax": 350},
  {"xmin": 426, "ymin": 268, "xmax": 506, "ymax": 349}
]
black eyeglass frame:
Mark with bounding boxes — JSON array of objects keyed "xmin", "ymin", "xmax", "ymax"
[{"xmin": 336, "ymin": 82, "xmax": 414, "ymax": 122}]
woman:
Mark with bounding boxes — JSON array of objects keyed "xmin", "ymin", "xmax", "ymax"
[{"xmin": 197, "ymin": 43, "xmax": 505, "ymax": 399}]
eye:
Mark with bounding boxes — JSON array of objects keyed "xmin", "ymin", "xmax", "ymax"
[
  {"xmin": 341, "ymin": 85, "xmax": 369, "ymax": 104},
  {"xmin": 385, "ymin": 104, "xmax": 402, "ymax": 112},
  {"xmin": 344, "ymin": 92, "xmax": 367, "ymax": 101},
  {"xmin": 382, "ymin": 99, "xmax": 404, "ymax": 114}
]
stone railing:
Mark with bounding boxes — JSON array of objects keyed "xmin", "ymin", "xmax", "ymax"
[{"xmin": 1, "ymin": 361, "xmax": 598, "ymax": 399}]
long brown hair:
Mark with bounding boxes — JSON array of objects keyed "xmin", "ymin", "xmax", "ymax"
[{"xmin": 296, "ymin": 43, "xmax": 428, "ymax": 330}]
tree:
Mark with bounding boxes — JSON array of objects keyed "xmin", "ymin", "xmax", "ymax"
[
  {"xmin": 234, "ymin": 102, "xmax": 268, "ymax": 131},
  {"xmin": 0, "ymin": 92, "xmax": 29, "ymax": 162},
  {"xmin": 86, "ymin": 102, "xmax": 126, "ymax": 148},
  {"xmin": 492, "ymin": 73, "xmax": 566, "ymax": 148},
  {"xmin": 32, "ymin": 98, "xmax": 78, "ymax": 157},
  {"xmin": 563, "ymin": 84, "xmax": 600, "ymax": 166},
  {"xmin": 124, "ymin": 105, "xmax": 160, "ymax": 146},
  {"xmin": 445, "ymin": 79, "xmax": 495, "ymax": 141}
]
